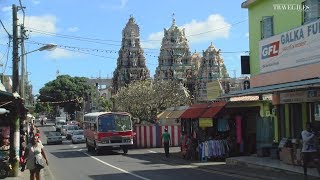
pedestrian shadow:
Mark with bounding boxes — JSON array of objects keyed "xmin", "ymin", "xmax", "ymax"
[{"xmin": 50, "ymin": 150, "xmax": 88, "ymax": 158}]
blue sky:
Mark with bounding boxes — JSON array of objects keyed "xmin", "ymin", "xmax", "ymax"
[{"xmin": 0, "ymin": 0, "xmax": 249, "ymax": 94}]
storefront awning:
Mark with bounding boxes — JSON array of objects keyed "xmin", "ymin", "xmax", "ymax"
[
  {"xmin": 157, "ymin": 111, "xmax": 172, "ymax": 119},
  {"xmin": 200, "ymin": 101, "xmax": 227, "ymax": 118},
  {"xmin": 180, "ymin": 103, "xmax": 210, "ymax": 119},
  {"xmin": 219, "ymin": 78, "xmax": 320, "ymax": 98},
  {"xmin": 166, "ymin": 109, "xmax": 186, "ymax": 119}
]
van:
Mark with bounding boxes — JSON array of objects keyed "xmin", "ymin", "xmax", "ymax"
[{"xmin": 55, "ymin": 117, "xmax": 67, "ymax": 132}]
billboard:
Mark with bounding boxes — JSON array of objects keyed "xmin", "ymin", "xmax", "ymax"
[{"xmin": 259, "ymin": 19, "xmax": 320, "ymax": 73}]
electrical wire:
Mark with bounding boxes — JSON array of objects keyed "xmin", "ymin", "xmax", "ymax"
[
  {"xmin": 2, "ymin": 39, "xmax": 12, "ymax": 74},
  {"xmin": 25, "ymin": 18, "xmax": 248, "ymax": 44},
  {"xmin": 19, "ymin": 0, "xmax": 26, "ymax": 25},
  {"xmin": 0, "ymin": 19, "xmax": 12, "ymax": 38}
]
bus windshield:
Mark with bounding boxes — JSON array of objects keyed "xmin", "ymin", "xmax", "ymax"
[{"xmin": 98, "ymin": 114, "xmax": 131, "ymax": 132}]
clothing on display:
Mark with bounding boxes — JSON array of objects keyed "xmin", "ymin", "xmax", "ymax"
[
  {"xmin": 235, "ymin": 115, "xmax": 242, "ymax": 144},
  {"xmin": 199, "ymin": 140, "xmax": 230, "ymax": 159},
  {"xmin": 217, "ymin": 118, "xmax": 230, "ymax": 132}
]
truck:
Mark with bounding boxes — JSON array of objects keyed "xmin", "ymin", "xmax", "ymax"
[{"xmin": 55, "ymin": 116, "xmax": 67, "ymax": 132}]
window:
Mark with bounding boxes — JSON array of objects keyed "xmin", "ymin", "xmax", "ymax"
[
  {"xmin": 303, "ymin": 0, "xmax": 320, "ymax": 24},
  {"xmin": 314, "ymin": 102, "xmax": 320, "ymax": 121},
  {"xmin": 261, "ymin": 16, "xmax": 274, "ymax": 39}
]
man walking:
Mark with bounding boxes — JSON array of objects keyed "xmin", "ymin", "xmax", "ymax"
[
  {"xmin": 162, "ymin": 128, "xmax": 171, "ymax": 157},
  {"xmin": 301, "ymin": 122, "xmax": 318, "ymax": 177}
]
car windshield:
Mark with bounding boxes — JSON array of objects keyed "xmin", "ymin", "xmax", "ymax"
[
  {"xmin": 49, "ymin": 132, "xmax": 61, "ymax": 136},
  {"xmin": 98, "ymin": 114, "xmax": 132, "ymax": 132},
  {"xmin": 67, "ymin": 126, "xmax": 79, "ymax": 130},
  {"xmin": 73, "ymin": 131, "xmax": 83, "ymax": 135}
]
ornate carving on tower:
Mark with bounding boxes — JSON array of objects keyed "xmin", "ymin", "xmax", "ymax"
[
  {"xmin": 195, "ymin": 43, "xmax": 229, "ymax": 102},
  {"xmin": 112, "ymin": 16, "xmax": 150, "ymax": 93}
]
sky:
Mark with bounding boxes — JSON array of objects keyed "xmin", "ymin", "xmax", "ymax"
[{"xmin": 0, "ymin": 0, "xmax": 249, "ymax": 94}]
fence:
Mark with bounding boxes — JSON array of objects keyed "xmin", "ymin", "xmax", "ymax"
[{"xmin": 134, "ymin": 124, "xmax": 181, "ymax": 148}]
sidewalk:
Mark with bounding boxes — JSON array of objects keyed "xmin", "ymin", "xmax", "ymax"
[
  {"xmin": 5, "ymin": 166, "xmax": 51, "ymax": 180},
  {"xmin": 226, "ymin": 156, "xmax": 320, "ymax": 178}
]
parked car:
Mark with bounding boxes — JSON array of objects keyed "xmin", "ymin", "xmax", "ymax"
[
  {"xmin": 65, "ymin": 125, "xmax": 80, "ymax": 140},
  {"xmin": 71, "ymin": 130, "xmax": 85, "ymax": 144},
  {"xmin": 46, "ymin": 131, "xmax": 63, "ymax": 145},
  {"xmin": 61, "ymin": 125, "xmax": 69, "ymax": 136}
]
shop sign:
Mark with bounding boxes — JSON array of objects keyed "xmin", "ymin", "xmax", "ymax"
[
  {"xmin": 199, "ymin": 118, "xmax": 213, "ymax": 127},
  {"xmin": 280, "ymin": 90, "xmax": 320, "ymax": 104},
  {"xmin": 207, "ymin": 80, "xmax": 222, "ymax": 100},
  {"xmin": 259, "ymin": 18, "xmax": 320, "ymax": 73}
]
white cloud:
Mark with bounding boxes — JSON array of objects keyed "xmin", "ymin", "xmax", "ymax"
[
  {"xmin": 1, "ymin": 6, "xmax": 11, "ymax": 12},
  {"xmin": 245, "ymin": 32, "xmax": 249, "ymax": 38},
  {"xmin": 112, "ymin": 0, "xmax": 128, "ymax": 9},
  {"xmin": 182, "ymin": 14, "xmax": 230, "ymax": 43},
  {"xmin": 142, "ymin": 14, "xmax": 230, "ymax": 49},
  {"xmin": 47, "ymin": 48, "xmax": 74, "ymax": 59},
  {"xmin": 20, "ymin": 15, "xmax": 57, "ymax": 37},
  {"xmin": 32, "ymin": 0, "xmax": 41, "ymax": 5},
  {"xmin": 67, "ymin": 27, "xmax": 79, "ymax": 32}
]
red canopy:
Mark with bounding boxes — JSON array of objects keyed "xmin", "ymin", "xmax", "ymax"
[
  {"xmin": 179, "ymin": 103, "xmax": 211, "ymax": 119},
  {"xmin": 200, "ymin": 101, "xmax": 227, "ymax": 118}
]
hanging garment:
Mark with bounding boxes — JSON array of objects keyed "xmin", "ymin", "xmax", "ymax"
[
  {"xmin": 218, "ymin": 118, "xmax": 230, "ymax": 132},
  {"xmin": 235, "ymin": 115, "xmax": 242, "ymax": 144}
]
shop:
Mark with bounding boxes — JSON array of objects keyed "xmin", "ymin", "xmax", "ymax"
[
  {"xmin": 273, "ymin": 89, "xmax": 320, "ymax": 166},
  {"xmin": 0, "ymin": 91, "xmax": 27, "ymax": 159},
  {"xmin": 179, "ymin": 99, "xmax": 273, "ymax": 161}
]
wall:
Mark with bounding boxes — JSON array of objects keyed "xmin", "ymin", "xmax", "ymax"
[
  {"xmin": 247, "ymin": 0, "xmax": 303, "ymax": 75},
  {"xmin": 134, "ymin": 124, "xmax": 181, "ymax": 148}
]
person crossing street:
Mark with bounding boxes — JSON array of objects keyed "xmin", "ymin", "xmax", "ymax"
[{"xmin": 162, "ymin": 128, "xmax": 171, "ymax": 158}]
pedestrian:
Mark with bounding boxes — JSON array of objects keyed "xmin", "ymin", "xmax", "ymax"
[
  {"xmin": 162, "ymin": 128, "xmax": 171, "ymax": 157},
  {"xmin": 301, "ymin": 122, "xmax": 318, "ymax": 177},
  {"xmin": 24, "ymin": 136, "xmax": 49, "ymax": 180}
]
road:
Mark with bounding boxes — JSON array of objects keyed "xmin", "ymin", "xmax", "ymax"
[{"xmin": 38, "ymin": 123, "xmax": 316, "ymax": 180}]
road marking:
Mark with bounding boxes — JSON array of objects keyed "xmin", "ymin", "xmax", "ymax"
[
  {"xmin": 147, "ymin": 150, "xmax": 157, "ymax": 153},
  {"xmin": 45, "ymin": 166, "xmax": 56, "ymax": 180},
  {"xmin": 81, "ymin": 151, "xmax": 151, "ymax": 180}
]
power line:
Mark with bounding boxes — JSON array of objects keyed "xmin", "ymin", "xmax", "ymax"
[
  {"xmin": 18, "ymin": 0, "xmax": 26, "ymax": 25},
  {"xmin": 0, "ymin": 19, "xmax": 12, "ymax": 38},
  {"xmin": 25, "ymin": 18, "xmax": 248, "ymax": 44}
]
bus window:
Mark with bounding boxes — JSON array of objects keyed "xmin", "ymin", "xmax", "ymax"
[{"xmin": 98, "ymin": 115, "xmax": 131, "ymax": 132}]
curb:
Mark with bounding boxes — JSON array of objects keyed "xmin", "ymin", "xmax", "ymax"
[{"xmin": 225, "ymin": 158, "xmax": 320, "ymax": 178}]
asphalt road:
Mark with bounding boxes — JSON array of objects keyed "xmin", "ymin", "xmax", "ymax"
[{"xmin": 37, "ymin": 122, "xmax": 317, "ymax": 180}]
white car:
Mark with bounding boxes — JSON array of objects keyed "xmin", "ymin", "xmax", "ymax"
[
  {"xmin": 46, "ymin": 131, "xmax": 63, "ymax": 145},
  {"xmin": 71, "ymin": 130, "xmax": 85, "ymax": 144},
  {"xmin": 65, "ymin": 125, "xmax": 80, "ymax": 140}
]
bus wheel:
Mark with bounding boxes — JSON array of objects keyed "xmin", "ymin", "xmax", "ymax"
[
  {"xmin": 94, "ymin": 142, "xmax": 100, "ymax": 155},
  {"xmin": 86, "ymin": 140, "xmax": 92, "ymax": 152},
  {"xmin": 122, "ymin": 146, "xmax": 128, "ymax": 154}
]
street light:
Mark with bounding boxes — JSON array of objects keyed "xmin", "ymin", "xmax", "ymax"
[
  {"xmin": 20, "ymin": 43, "xmax": 57, "ymax": 100},
  {"xmin": 22, "ymin": 43, "xmax": 57, "ymax": 56}
]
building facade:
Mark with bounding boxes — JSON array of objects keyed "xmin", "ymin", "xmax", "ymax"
[
  {"xmin": 112, "ymin": 16, "xmax": 150, "ymax": 93},
  {"xmin": 195, "ymin": 44, "xmax": 229, "ymax": 102},
  {"xmin": 239, "ymin": 0, "xmax": 320, "ymax": 141},
  {"xmin": 154, "ymin": 18, "xmax": 195, "ymax": 94}
]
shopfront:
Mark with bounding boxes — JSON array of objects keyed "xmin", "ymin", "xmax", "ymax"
[{"xmin": 179, "ymin": 100, "xmax": 274, "ymax": 161}]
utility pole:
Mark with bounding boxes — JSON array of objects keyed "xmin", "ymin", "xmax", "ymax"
[
  {"xmin": 10, "ymin": 4, "xmax": 20, "ymax": 177},
  {"xmin": 20, "ymin": 25, "xmax": 26, "ymax": 100}
]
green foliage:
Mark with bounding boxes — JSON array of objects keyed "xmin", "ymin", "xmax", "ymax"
[
  {"xmin": 38, "ymin": 75, "xmax": 95, "ymax": 114},
  {"xmin": 34, "ymin": 102, "xmax": 53, "ymax": 114},
  {"xmin": 114, "ymin": 80, "xmax": 190, "ymax": 123},
  {"xmin": 98, "ymin": 97, "xmax": 112, "ymax": 112}
]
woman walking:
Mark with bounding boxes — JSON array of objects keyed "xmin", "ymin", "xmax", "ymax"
[{"xmin": 24, "ymin": 136, "xmax": 49, "ymax": 180}]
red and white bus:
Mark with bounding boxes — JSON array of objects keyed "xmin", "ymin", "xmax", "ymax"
[{"xmin": 83, "ymin": 112, "xmax": 133, "ymax": 154}]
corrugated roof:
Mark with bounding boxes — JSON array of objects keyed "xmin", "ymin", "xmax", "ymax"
[{"xmin": 200, "ymin": 101, "xmax": 226, "ymax": 118}]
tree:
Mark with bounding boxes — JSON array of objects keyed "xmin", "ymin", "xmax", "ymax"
[
  {"xmin": 38, "ymin": 75, "xmax": 95, "ymax": 115},
  {"xmin": 97, "ymin": 97, "xmax": 112, "ymax": 112},
  {"xmin": 114, "ymin": 80, "xmax": 190, "ymax": 123}
]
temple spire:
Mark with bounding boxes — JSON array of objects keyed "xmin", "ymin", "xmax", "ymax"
[{"xmin": 172, "ymin": 13, "xmax": 176, "ymax": 26}]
